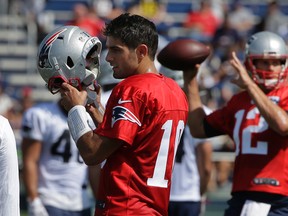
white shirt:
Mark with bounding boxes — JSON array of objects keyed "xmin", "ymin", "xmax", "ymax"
[
  {"xmin": 0, "ymin": 115, "xmax": 20, "ymax": 215},
  {"xmin": 100, "ymin": 89, "xmax": 113, "ymax": 107},
  {"xmin": 21, "ymin": 102, "xmax": 95, "ymax": 211}
]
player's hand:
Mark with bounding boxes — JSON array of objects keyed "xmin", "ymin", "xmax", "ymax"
[
  {"xmin": 28, "ymin": 197, "xmax": 49, "ymax": 216},
  {"xmin": 60, "ymin": 82, "xmax": 88, "ymax": 111},
  {"xmin": 183, "ymin": 64, "xmax": 200, "ymax": 80},
  {"xmin": 230, "ymin": 51, "xmax": 254, "ymax": 89},
  {"xmin": 86, "ymin": 102, "xmax": 105, "ymax": 125},
  {"xmin": 182, "ymin": 64, "xmax": 200, "ymax": 94}
]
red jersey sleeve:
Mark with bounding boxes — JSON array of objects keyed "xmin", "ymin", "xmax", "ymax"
[{"xmin": 96, "ymin": 79, "xmax": 148, "ymax": 145}]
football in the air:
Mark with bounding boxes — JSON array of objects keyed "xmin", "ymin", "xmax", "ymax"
[{"xmin": 157, "ymin": 39, "xmax": 211, "ymax": 71}]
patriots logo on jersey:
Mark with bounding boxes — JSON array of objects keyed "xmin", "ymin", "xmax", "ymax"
[
  {"xmin": 269, "ymin": 96, "xmax": 280, "ymax": 104},
  {"xmin": 38, "ymin": 28, "xmax": 67, "ymax": 69},
  {"xmin": 251, "ymin": 96, "xmax": 280, "ymax": 105},
  {"xmin": 112, "ymin": 106, "xmax": 141, "ymax": 127}
]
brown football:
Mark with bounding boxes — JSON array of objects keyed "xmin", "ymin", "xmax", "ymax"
[{"xmin": 157, "ymin": 39, "xmax": 211, "ymax": 71}]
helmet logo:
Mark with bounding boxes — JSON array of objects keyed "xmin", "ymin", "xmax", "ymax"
[{"xmin": 38, "ymin": 28, "xmax": 67, "ymax": 69}]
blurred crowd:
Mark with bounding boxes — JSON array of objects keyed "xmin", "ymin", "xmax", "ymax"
[{"xmin": 1, "ymin": 0, "xmax": 288, "ymax": 201}]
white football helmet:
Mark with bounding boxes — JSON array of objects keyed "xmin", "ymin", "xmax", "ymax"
[
  {"xmin": 37, "ymin": 25, "xmax": 102, "ymax": 94},
  {"xmin": 244, "ymin": 31, "xmax": 288, "ymax": 90}
]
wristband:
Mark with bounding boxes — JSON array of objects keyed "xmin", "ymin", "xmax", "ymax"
[{"xmin": 67, "ymin": 105, "xmax": 91, "ymax": 143}]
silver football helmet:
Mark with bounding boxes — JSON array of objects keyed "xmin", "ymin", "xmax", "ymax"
[
  {"xmin": 244, "ymin": 31, "xmax": 288, "ymax": 90},
  {"xmin": 37, "ymin": 25, "xmax": 102, "ymax": 94}
]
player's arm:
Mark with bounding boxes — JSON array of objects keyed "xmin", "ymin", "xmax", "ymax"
[
  {"xmin": 76, "ymin": 132, "xmax": 123, "ymax": 165},
  {"xmin": 230, "ymin": 52, "xmax": 288, "ymax": 136},
  {"xmin": 21, "ymin": 138, "xmax": 41, "ymax": 201},
  {"xmin": 68, "ymin": 104, "xmax": 123, "ymax": 165},
  {"xmin": 183, "ymin": 67, "xmax": 208, "ymax": 138},
  {"xmin": 88, "ymin": 164, "xmax": 101, "ymax": 199},
  {"xmin": 60, "ymin": 82, "xmax": 123, "ymax": 165},
  {"xmin": 195, "ymin": 140, "xmax": 213, "ymax": 195},
  {"xmin": 248, "ymin": 86, "xmax": 288, "ymax": 136}
]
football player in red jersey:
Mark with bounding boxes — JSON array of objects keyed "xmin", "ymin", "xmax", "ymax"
[
  {"xmin": 59, "ymin": 13, "xmax": 188, "ymax": 215},
  {"xmin": 184, "ymin": 31, "xmax": 288, "ymax": 216}
]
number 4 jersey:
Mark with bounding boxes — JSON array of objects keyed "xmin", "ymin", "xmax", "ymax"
[
  {"xmin": 205, "ymin": 87, "xmax": 288, "ymax": 196},
  {"xmin": 21, "ymin": 101, "xmax": 95, "ymax": 211},
  {"xmin": 95, "ymin": 73, "xmax": 188, "ymax": 216}
]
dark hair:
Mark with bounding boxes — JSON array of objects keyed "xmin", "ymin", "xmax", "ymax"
[{"xmin": 103, "ymin": 13, "xmax": 158, "ymax": 60}]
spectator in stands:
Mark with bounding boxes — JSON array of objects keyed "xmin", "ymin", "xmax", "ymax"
[
  {"xmin": 183, "ymin": 0, "xmax": 220, "ymax": 43},
  {"xmin": 92, "ymin": 0, "xmax": 113, "ymax": 20},
  {"xmin": 209, "ymin": 0, "xmax": 228, "ymax": 25},
  {"xmin": 212, "ymin": 12, "xmax": 241, "ymax": 62},
  {"xmin": 92, "ymin": 0, "xmax": 124, "ymax": 22},
  {"xmin": 263, "ymin": 0, "xmax": 288, "ymax": 38},
  {"xmin": 66, "ymin": 3, "xmax": 105, "ymax": 39},
  {"xmin": 127, "ymin": 0, "xmax": 175, "ymax": 39},
  {"xmin": 227, "ymin": 1, "xmax": 258, "ymax": 38}
]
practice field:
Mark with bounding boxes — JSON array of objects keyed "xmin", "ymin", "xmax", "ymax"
[{"xmin": 205, "ymin": 182, "xmax": 232, "ymax": 216}]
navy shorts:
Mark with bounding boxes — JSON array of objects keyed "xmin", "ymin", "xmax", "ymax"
[
  {"xmin": 45, "ymin": 205, "xmax": 91, "ymax": 216},
  {"xmin": 168, "ymin": 201, "xmax": 201, "ymax": 216}
]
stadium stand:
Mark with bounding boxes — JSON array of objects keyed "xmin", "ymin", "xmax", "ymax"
[
  {"xmin": 0, "ymin": 0, "xmax": 287, "ymax": 111},
  {"xmin": 40, "ymin": 0, "xmax": 288, "ymax": 40},
  {"xmin": 0, "ymin": 14, "xmax": 56, "ymax": 102}
]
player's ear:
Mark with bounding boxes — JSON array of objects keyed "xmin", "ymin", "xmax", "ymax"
[{"xmin": 136, "ymin": 44, "xmax": 148, "ymax": 62}]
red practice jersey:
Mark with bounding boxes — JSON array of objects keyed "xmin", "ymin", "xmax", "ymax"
[
  {"xmin": 206, "ymin": 87, "xmax": 288, "ymax": 196},
  {"xmin": 95, "ymin": 73, "xmax": 188, "ymax": 215}
]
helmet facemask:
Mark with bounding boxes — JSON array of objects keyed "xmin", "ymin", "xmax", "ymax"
[
  {"xmin": 245, "ymin": 56, "xmax": 288, "ymax": 90},
  {"xmin": 82, "ymin": 38, "xmax": 102, "ymax": 86},
  {"xmin": 48, "ymin": 76, "xmax": 81, "ymax": 94},
  {"xmin": 244, "ymin": 31, "xmax": 288, "ymax": 91}
]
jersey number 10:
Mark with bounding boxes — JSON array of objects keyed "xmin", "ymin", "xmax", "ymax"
[{"xmin": 147, "ymin": 120, "xmax": 185, "ymax": 188}]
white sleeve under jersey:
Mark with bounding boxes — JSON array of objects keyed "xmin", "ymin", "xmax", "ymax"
[
  {"xmin": 0, "ymin": 115, "xmax": 20, "ymax": 216},
  {"xmin": 100, "ymin": 89, "xmax": 113, "ymax": 107},
  {"xmin": 21, "ymin": 102, "xmax": 96, "ymax": 211},
  {"xmin": 170, "ymin": 106, "xmax": 212, "ymax": 202}
]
